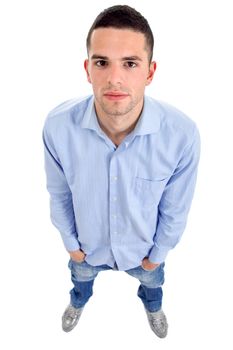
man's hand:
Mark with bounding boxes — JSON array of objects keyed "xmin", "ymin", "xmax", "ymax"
[
  {"xmin": 141, "ymin": 257, "xmax": 160, "ymax": 271},
  {"xmin": 69, "ymin": 249, "xmax": 86, "ymax": 263}
]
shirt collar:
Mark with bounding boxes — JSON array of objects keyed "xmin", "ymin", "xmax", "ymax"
[
  {"xmin": 81, "ymin": 95, "xmax": 162, "ymax": 137},
  {"xmin": 81, "ymin": 96, "xmax": 103, "ymax": 135},
  {"xmin": 133, "ymin": 96, "xmax": 162, "ymax": 136}
]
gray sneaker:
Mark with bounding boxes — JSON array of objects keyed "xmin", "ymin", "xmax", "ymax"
[
  {"xmin": 62, "ymin": 304, "xmax": 84, "ymax": 332},
  {"xmin": 145, "ymin": 309, "xmax": 168, "ymax": 338}
]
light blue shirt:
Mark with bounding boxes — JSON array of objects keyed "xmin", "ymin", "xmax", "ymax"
[{"xmin": 43, "ymin": 95, "xmax": 200, "ymax": 271}]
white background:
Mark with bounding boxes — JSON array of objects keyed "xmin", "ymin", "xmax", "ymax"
[{"xmin": 0, "ymin": 0, "xmax": 233, "ymax": 348}]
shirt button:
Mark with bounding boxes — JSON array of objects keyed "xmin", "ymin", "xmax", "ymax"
[
  {"xmin": 113, "ymin": 196, "xmax": 117, "ymax": 201},
  {"xmin": 111, "ymin": 176, "xmax": 118, "ymax": 181}
]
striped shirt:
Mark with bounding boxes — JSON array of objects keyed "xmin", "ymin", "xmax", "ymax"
[{"xmin": 43, "ymin": 95, "xmax": 200, "ymax": 270}]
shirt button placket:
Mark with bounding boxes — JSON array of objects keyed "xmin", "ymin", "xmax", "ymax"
[{"xmin": 109, "ymin": 155, "xmax": 120, "ymax": 246}]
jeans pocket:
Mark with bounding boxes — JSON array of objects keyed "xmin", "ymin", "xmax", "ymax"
[
  {"xmin": 68, "ymin": 258, "xmax": 85, "ymax": 269},
  {"xmin": 141, "ymin": 266, "xmax": 157, "ymax": 272}
]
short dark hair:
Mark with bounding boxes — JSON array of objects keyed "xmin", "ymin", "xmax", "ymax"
[{"xmin": 86, "ymin": 5, "xmax": 154, "ymax": 62}]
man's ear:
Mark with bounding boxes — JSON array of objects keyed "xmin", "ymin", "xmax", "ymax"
[
  {"xmin": 84, "ymin": 59, "xmax": 92, "ymax": 84},
  {"xmin": 146, "ymin": 61, "xmax": 156, "ymax": 86}
]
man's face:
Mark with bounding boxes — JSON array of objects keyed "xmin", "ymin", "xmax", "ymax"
[{"xmin": 84, "ymin": 28, "xmax": 156, "ymax": 119}]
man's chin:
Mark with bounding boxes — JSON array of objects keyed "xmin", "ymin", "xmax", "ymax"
[
  {"xmin": 105, "ymin": 109, "xmax": 130, "ymax": 117},
  {"xmin": 102, "ymin": 104, "xmax": 132, "ymax": 117}
]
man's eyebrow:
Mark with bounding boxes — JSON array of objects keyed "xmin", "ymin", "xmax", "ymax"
[
  {"xmin": 91, "ymin": 54, "xmax": 108, "ymax": 60},
  {"xmin": 122, "ymin": 56, "xmax": 142, "ymax": 61},
  {"xmin": 90, "ymin": 54, "xmax": 142, "ymax": 61}
]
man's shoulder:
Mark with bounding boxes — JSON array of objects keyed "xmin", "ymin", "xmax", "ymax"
[
  {"xmin": 146, "ymin": 96, "xmax": 198, "ymax": 138},
  {"xmin": 44, "ymin": 95, "xmax": 92, "ymax": 128}
]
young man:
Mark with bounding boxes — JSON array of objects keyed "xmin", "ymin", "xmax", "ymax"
[{"xmin": 43, "ymin": 5, "xmax": 200, "ymax": 338}]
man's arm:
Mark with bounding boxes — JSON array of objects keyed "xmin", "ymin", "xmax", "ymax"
[
  {"xmin": 149, "ymin": 126, "xmax": 201, "ymax": 264},
  {"xmin": 42, "ymin": 119, "xmax": 81, "ymax": 254}
]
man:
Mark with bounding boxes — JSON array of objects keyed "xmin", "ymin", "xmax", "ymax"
[{"xmin": 43, "ymin": 5, "xmax": 200, "ymax": 338}]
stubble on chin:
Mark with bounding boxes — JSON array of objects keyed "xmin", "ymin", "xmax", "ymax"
[{"xmin": 97, "ymin": 98, "xmax": 136, "ymax": 118}]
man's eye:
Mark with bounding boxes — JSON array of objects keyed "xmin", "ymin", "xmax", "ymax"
[
  {"xmin": 96, "ymin": 60, "xmax": 107, "ymax": 67},
  {"xmin": 125, "ymin": 61, "xmax": 137, "ymax": 68}
]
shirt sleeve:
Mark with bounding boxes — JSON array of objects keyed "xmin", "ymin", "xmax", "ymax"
[
  {"xmin": 149, "ymin": 125, "xmax": 201, "ymax": 263},
  {"xmin": 42, "ymin": 119, "xmax": 80, "ymax": 252}
]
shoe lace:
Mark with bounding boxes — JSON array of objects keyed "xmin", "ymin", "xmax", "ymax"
[
  {"xmin": 67, "ymin": 305, "xmax": 79, "ymax": 319},
  {"xmin": 149, "ymin": 312, "xmax": 166, "ymax": 331}
]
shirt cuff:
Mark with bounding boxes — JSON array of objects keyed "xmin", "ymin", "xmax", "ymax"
[
  {"xmin": 148, "ymin": 243, "xmax": 169, "ymax": 264},
  {"xmin": 61, "ymin": 233, "xmax": 80, "ymax": 252}
]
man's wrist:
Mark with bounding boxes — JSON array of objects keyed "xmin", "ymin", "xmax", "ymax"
[
  {"xmin": 141, "ymin": 257, "xmax": 159, "ymax": 271},
  {"xmin": 69, "ymin": 249, "xmax": 86, "ymax": 262}
]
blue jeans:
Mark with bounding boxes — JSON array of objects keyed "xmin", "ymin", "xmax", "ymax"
[{"xmin": 68, "ymin": 260, "xmax": 165, "ymax": 312}]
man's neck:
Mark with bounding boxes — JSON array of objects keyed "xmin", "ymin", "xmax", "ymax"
[
  {"xmin": 95, "ymin": 101, "xmax": 143, "ymax": 146},
  {"xmin": 97, "ymin": 117, "xmax": 139, "ymax": 146}
]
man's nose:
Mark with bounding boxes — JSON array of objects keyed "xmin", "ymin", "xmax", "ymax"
[{"xmin": 107, "ymin": 64, "xmax": 123, "ymax": 86}]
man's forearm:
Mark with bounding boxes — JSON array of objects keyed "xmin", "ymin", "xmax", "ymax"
[{"xmin": 49, "ymin": 191, "xmax": 80, "ymax": 251}]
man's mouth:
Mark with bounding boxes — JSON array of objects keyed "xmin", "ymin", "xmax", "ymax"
[{"xmin": 103, "ymin": 91, "xmax": 129, "ymax": 101}]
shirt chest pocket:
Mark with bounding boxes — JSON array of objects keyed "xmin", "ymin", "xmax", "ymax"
[{"xmin": 134, "ymin": 176, "xmax": 169, "ymax": 208}]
